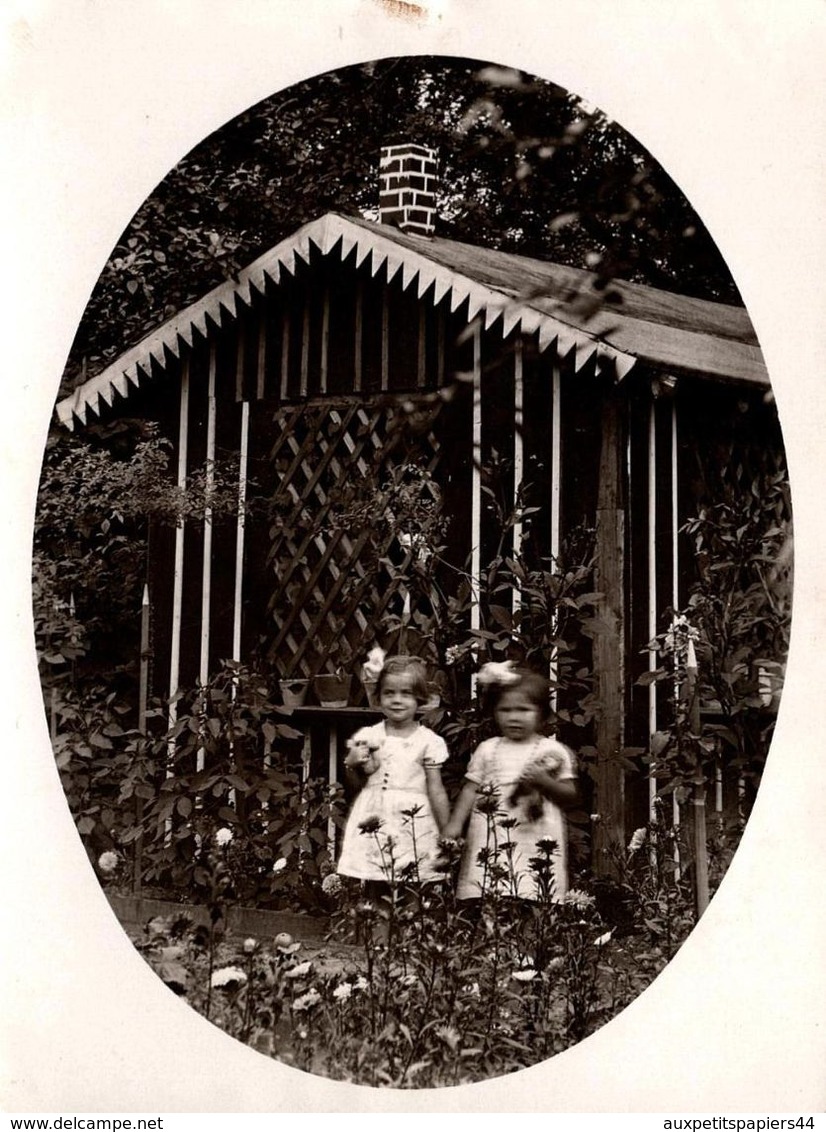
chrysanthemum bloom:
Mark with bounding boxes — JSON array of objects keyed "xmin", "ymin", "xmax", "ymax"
[
  {"xmin": 321, "ymin": 873, "xmax": 342, "ymax": 895},
  {"xmin": 98, "ymin": 851, "xmax": 119, "ymax": 875},
  {"xmin": 627, "ymin": 827, "xmax": 647, "ymax": 854},
  {"xmin": 214, "ymin": 827, "xmax": 233, "ymax": 846},
  {"xmin": 274, "ymin": 932, "xmax": 299, "ymax": 953},
  {"xmin": 353, "ymin": 976, "xmax": 369, "ymax": 992},
  {"xmin": 242, "ymin": 938, "xmax": 257, "ymax": 955},
  {"xmin": 475, "ymin": 784, "xmax": 501, "ymax": 816},
  {"xmin": 511, "ymin": 968, "xmax": 538, "ymax": 982},
  {"xmin": 332, "ymin": 982, "xmax": 353, "ymax": 1001},
  {"xmin": 436, "ymin": 1025, "xmax": 461, "ymax": 1051},
  {"xmin": 292, "ymin": 987, "xmax": 321, "ymax": 1012},
  {"xmin": 285, "ymin": 960, "xmax": 313, "ymax": 979},
  {"xmin": 211, "ymin": 966, "xmax": 247, "ymax": 989},
  {"xmin": 563, "ymin": 888, "xmax": 596, "ymax": 910},
  {"xmin": 546, "ymin": 957, "xmax": 565, "ymax": 973},
  {"xmin": 357, "ymin": 815, "xmax": 382, "ymax": 835},
  {"xmin": 272, "ymin": 856, "xmax": 288, "ymax": 873}
]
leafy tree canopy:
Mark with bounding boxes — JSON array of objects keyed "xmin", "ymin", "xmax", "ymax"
[{"xmin": 62, "ymin": 56, "xmax": 740, "ymax": 394}]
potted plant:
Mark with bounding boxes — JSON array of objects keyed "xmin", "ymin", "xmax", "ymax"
[
  {"xmin": 278, "ymin": 675, "xmax": 310, "ymax": 708},
  {"xmin": 313, "ymin": 635, "xmax": 355, "ymax": 707}
]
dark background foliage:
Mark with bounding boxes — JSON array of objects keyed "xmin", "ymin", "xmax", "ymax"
[{"xmin": 61, "ymin": 56, "xmax": 740, "ymax": 393}]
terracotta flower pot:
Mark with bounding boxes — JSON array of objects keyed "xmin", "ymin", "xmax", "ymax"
[
  {"xmin": 279, "ymin": 678, "xmax": 310, "ymax": 708},
  {"xmin": 313, "ymin": 673, "xmax": 352, "ymax": 707}
]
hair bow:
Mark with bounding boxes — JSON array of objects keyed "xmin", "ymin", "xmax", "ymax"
[{"xmin": 477, "ymin": 660, "xmax": 520, "ymax": 687}]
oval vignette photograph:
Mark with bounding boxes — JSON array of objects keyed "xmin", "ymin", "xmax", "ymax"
[{"xmin": 35, "ymin": 56, "xmax": 791, "ymax": 1088}]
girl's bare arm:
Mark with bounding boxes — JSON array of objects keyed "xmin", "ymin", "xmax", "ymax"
[
  {"xmin": 443, "ymin": 779, "xmax": 479, "ymax": 838},
  {"xmin": 425, "ymin": 766, "xmax": 451, "ymax": 832}
]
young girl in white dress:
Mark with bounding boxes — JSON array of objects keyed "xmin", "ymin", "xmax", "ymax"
[
  {"xmin": 336, "ymin": 655, "xmax": 450, "ymax": 884},
  {"xmin": 444, "ymin": 663, "xmax": 578, "ymax": 901}
]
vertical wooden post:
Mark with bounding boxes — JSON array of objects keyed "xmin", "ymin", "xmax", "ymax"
[
  {"xmin": 230, "ymin": 332, "xmax": 249, "ymax": 814},
  {"xmin": 437, "ymin": 305, "xmax": 445, "ymax": 387},
  {"xmin": 647, "ymin": 396, "xmax": 658, "ymax": 821},
  {"xmin": 512, "ymin": 337, "xmax": 524, "ymax": 618},
  {"xmin": 166, "ymin": 355, "xmax": 190, "ymax": 841},
  {"xmin": 417, "ymin": 305, "xmax": 427, "ymax": 389},
  {"xmin": 280, "ymin": 307, "xmax": 290, "ymax": 400},
  {"xmin": 256, "ymin": 311, "xmax": 267, "ymax": 401},
  {"xmin": 470, "ymin": 320, "xmax": 482, "ymax": 695},
  {"xmin": 233, "ymin": 420, "xmax": 249, "ymax": 662},
  {"xmin": 549, "ymin": 358, "xmax": 562, "ymax": 715},
  {"xmin": 300, "ymin": 294, "xmax": 310, "ymax": 398},
  {"xmin": 354, "ymin": 280, "xmax": 363, "ymax": 393},
  {"xmin": 381, "ymin": 289, "xmax": 389, "ymax": 392},
  {"xmin": 592, "ymin": 380, "xmax": 626, "ymax": 871},
  {"xmin": 320, "ymin": 283, "xmax": 330, "ymax": 395},
  {"xmin": 133, "ymin": 584, "xmax": 150, "ymax": 895},
  {"xmin": 687, "ymin": 638, "xmax": 710, "ymax": 916},
  {"xmin": 671, "ymin": 397, "xmax": 682, "ymax": 866},
  {"xmin": 198, "ymin": 343, "xmax": 217, "ymax": 773},
  {"xmin": 167, "ymin": 357, "xmax": 189, "ymax": 734},
  {"xmin": 327, "ymin": 730, "xmax": 338, "ymax": 851}
]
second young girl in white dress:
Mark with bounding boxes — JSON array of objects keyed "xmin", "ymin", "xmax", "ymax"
[{"xmin": 444, "ymin": 664, "xmax": 578, "ymax": 901}]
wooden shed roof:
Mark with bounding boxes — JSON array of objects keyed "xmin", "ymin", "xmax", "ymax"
[{"xmin": 56, "ymin": 212, "xmax": 768, "ymax": 429}]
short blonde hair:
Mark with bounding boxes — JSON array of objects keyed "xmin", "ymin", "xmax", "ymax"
[{"xmin": 376, "ymin": 655, "xmax": 429, "ymax": 703}]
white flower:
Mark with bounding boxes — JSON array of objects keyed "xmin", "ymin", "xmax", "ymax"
[
  {"xmin": 272, "ymin": 856, "xmax": 288, "ymax": 873},
  {"xmin": 242, "ymin": 938, "xmax": 257, "ymax": 955},
  {"xmin": 97, "ymin": 851, "xmax": 119, "ymax": 875},
  {"xmin": 353, "ymin": 975, "xmax": 369, "ymax": 992},
  {"xmin": 292, "ymin": 987, "xmax": 321, "ymax": 1012},
  {"xmin": 627, "ymin": 827, "xmax": 647, "ymax": 854},
  {"xmin": 397, "ymin": 972, "xmax": 418, "ymax": 987},
  {"xmin": 362, "ymin": 646, "xmax": 386, "ymax": 680},
  {"xmin": 477, "ymin": 660, "xmax": 520, "ymax": 687},
  {"xmin": 462, "ymin": 981, "xmax": 481, "ymax": 998},
  {"xmin": 594, "ymin": 931, "xmax": 614, "ymax": 948},
  {"xmin": 563, "ymin": 888, "xmax": 596, "ymax": 910},
  {"xmin": 285, "ymin": 960, "xmax": 313, "ymax": 979},
  {"xmin": 273, "ymin": 931, "xmax": 294, "ymax": 950},
  {"xmin": 321, "ymin": 872, "xmax": 343, "ymax": 895},
  {"xmin": 511, "ymin": 968, "xmax": 538, "ymax": 982},
  {"xmin": 332, "ymin": 982, "xmax": 353, "ymax": 1001},
  {"xmin": 214, "ymin": 827, "xmax": 233, "ymax": 846},
  {"xmin": 546, "ymin": 957, "xmax": 565, "ymax": 973},
  {"xmin": 211, "ymin": 965, "xmax": 247, "ymax": 989}
]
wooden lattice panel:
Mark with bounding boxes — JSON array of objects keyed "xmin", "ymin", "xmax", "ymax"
[{"xmin": 266, "ymin": 398, "xmax": 442, "ymax": 678}]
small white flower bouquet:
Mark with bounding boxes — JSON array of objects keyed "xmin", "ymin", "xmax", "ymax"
[{"xmin": 344, "ymin": 735, "xmax": 381, "ymax": 776}]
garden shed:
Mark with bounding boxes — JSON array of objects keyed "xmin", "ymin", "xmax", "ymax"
[{"xmin": 55, "ymin": 143, "xmax": 782, "ymax": 858}]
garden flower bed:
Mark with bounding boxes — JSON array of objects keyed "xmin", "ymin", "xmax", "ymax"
[{"xmin": 124, "ymin": 827, "xmax": 697, "ymax": 1089}]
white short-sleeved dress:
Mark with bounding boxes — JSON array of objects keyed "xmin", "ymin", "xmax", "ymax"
[
  {"xmin": 336, "ymin": 721, "xmax": 449, "ymax": 883},
  {"xmin": 456, "ymin": 735, "xmax": 576, "ymax": 901}
]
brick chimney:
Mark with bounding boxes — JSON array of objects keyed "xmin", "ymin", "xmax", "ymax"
[{"xmin": 379, "ymin": 143, "xmax": 438, "ymax": 237}]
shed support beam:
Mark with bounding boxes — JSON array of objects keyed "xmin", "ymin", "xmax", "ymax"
[{"xmin": 592, "ymin": 383, "xmax": 626, "ymax": 872}]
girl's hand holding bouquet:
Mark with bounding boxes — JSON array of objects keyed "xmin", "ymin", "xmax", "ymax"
[{"xmin": 344, "ymin": 737, "xmax": 381, "ymax": 776}]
